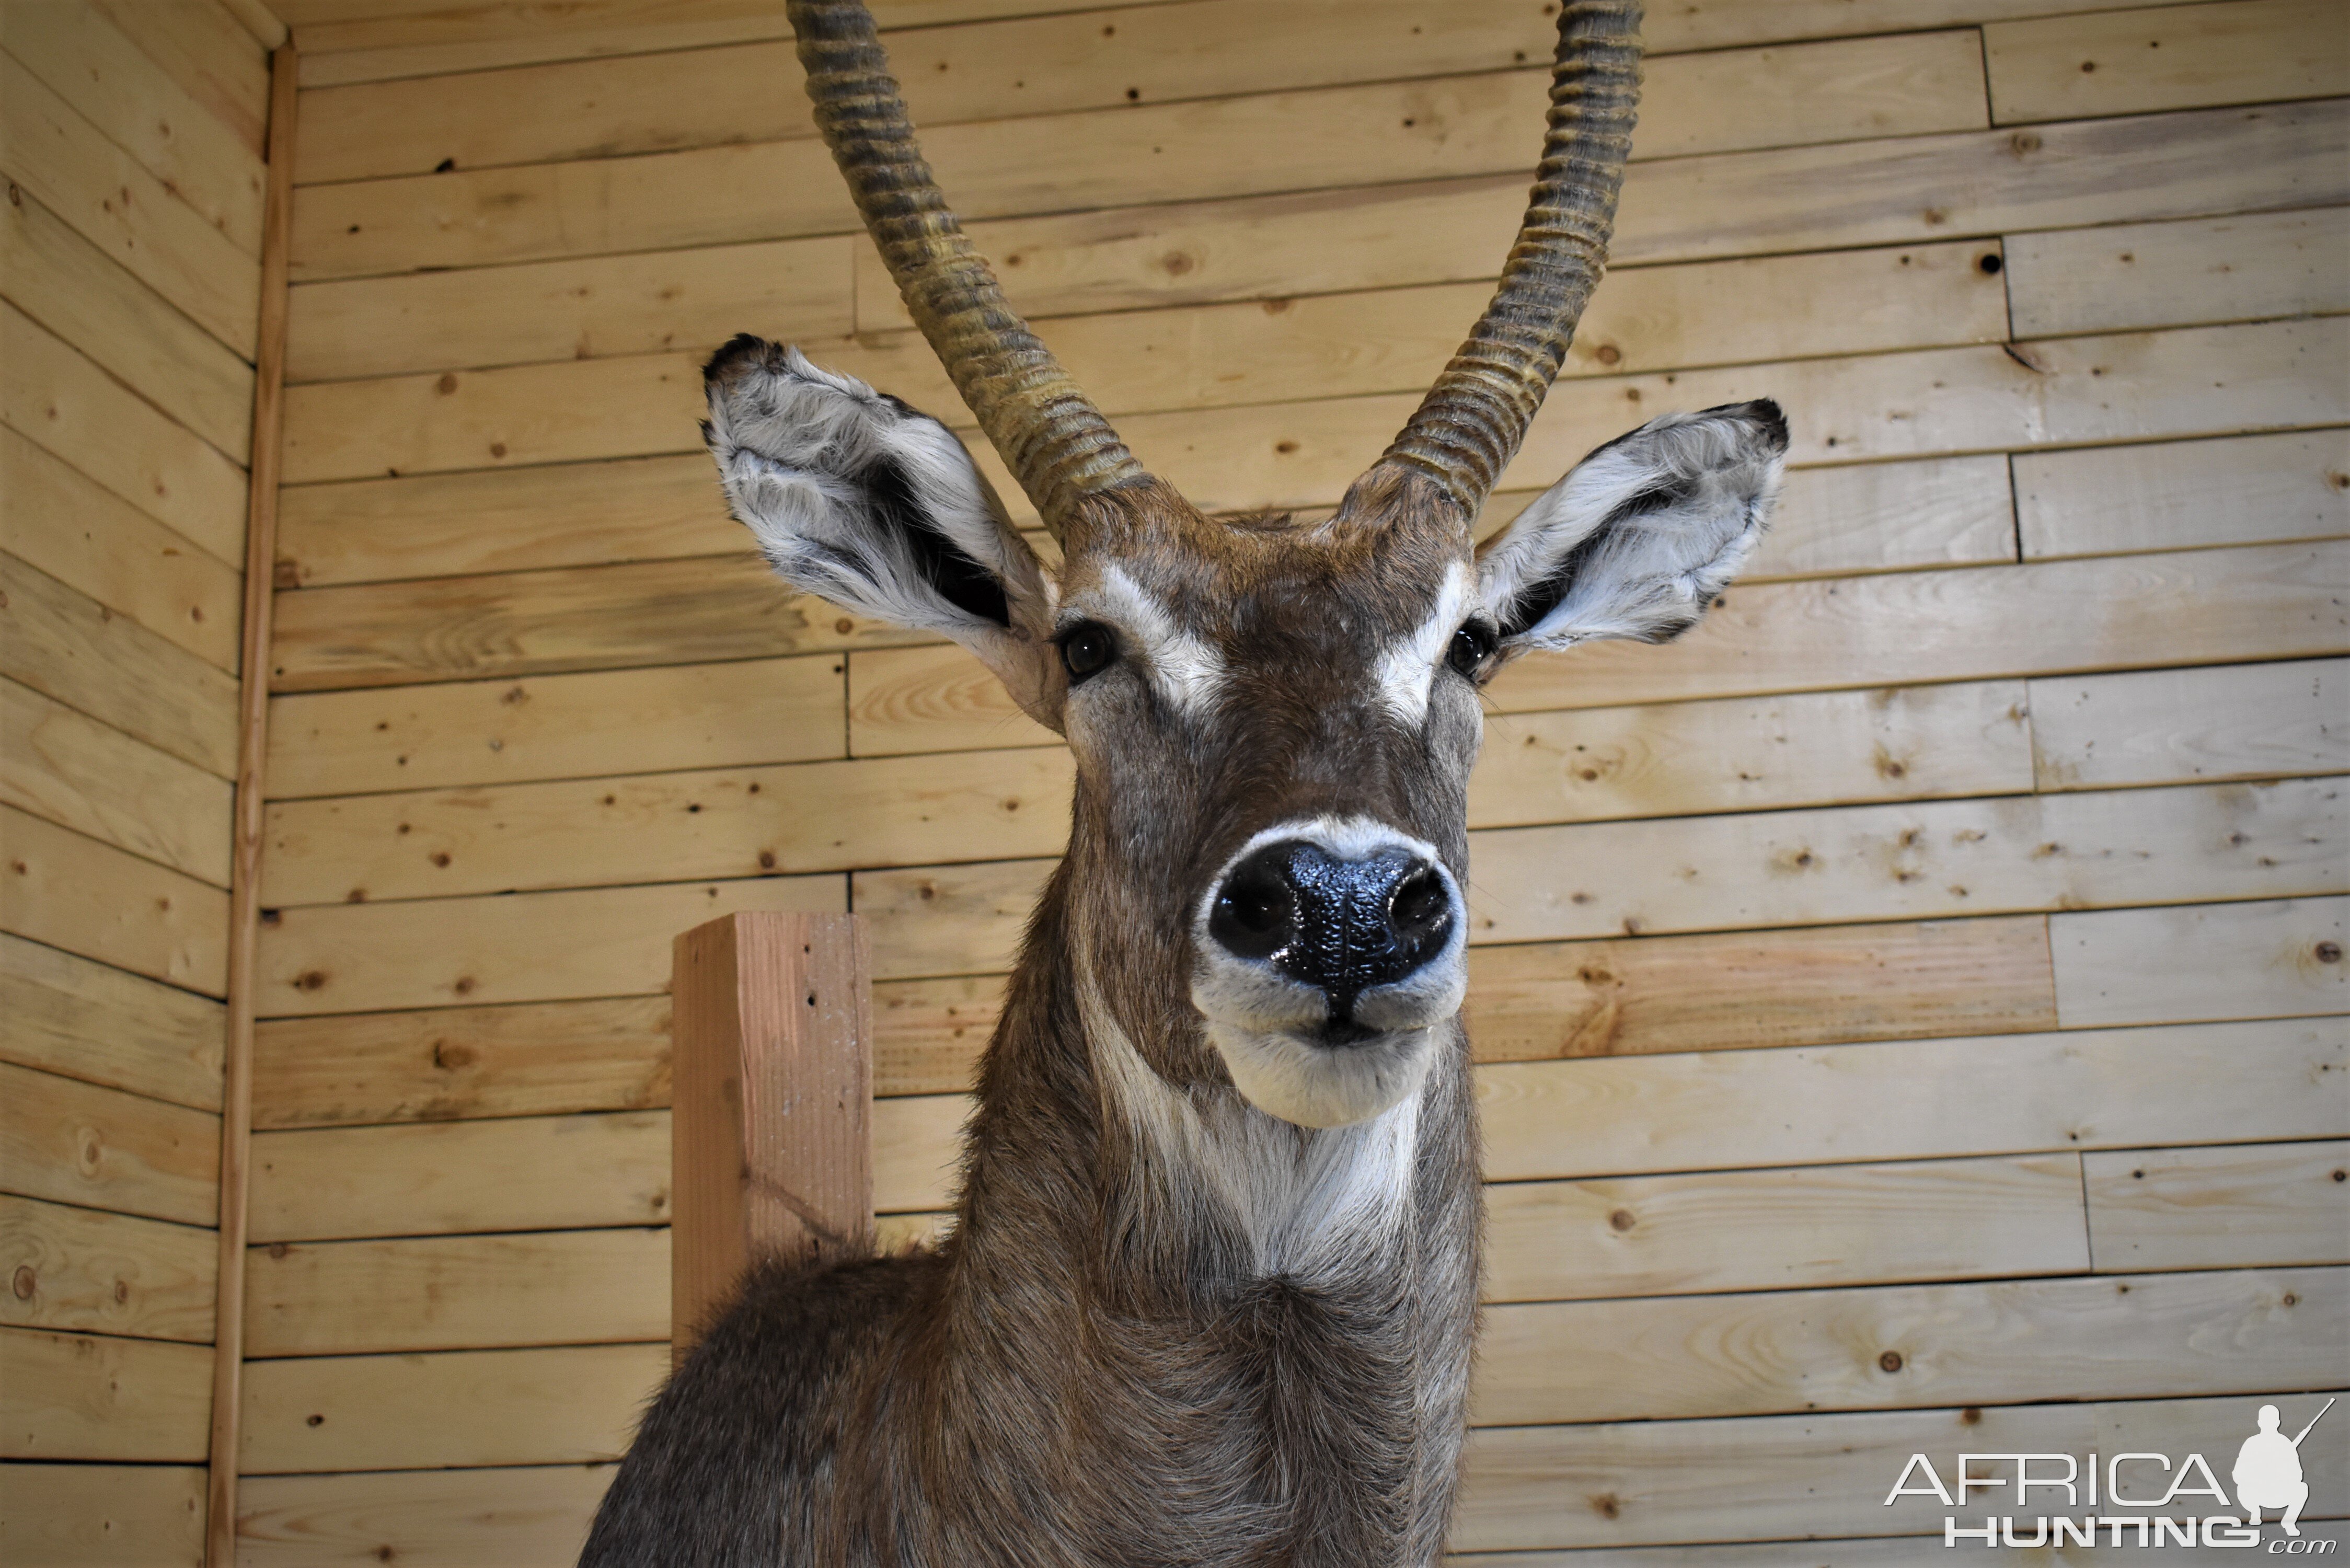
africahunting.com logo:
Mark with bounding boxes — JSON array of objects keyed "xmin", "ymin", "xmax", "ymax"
[{"xmin": 1885, "ymin": 1398, "xmax": 2339, "ymax": 1551}]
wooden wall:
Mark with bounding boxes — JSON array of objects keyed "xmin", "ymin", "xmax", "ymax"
[
  {"xmin": 235, "ymin": 0, "xmax": 2345, "ymax": 1559},
  {"xmin": 0, "ymin": 0, "xmax": 281, "ymax": 1561}
]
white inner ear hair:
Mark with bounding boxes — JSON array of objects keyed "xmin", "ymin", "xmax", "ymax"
[
  {"xmin": 1075, "ymin": 563, "xmax": 1226, "ymax": 716},
  {"xmin": 1371, "ymin": 560, "xmax": 1474, "ymax": 724}
]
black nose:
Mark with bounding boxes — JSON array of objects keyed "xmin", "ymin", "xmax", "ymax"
[{"xmin": 1207, "ymin": 840, "xmax": 1456, "ymax": 1032}]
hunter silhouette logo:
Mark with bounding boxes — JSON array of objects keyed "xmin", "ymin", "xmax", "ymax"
[
  {"xmin": 2238, "ymin": 1399, "xmax": 2333, "ymax": 1538},
  {"xmin": 1886, "ymin": 1396, "xmax": 2339, "ymax": 1550}
]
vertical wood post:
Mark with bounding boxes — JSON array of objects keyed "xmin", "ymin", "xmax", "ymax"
[
  {"xmin": 671, "ymin": 912, "xmax": 873, "ymax": 1362},
  {"xmin": 208, "ymin": 40, "xmax": 297, "ymax": 1568}
]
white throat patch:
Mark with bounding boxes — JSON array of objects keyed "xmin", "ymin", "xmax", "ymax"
[{"xmin": 1080, "ymin": 974, "xmax": 1421, "ymax": 1283}]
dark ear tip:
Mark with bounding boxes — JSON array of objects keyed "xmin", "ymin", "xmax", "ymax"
[
  {"xmin": 1731, "ymin": 398, "xmax": 1789, "ymax": 453},
  {"xmin": 703, "ymin": 332, "xmax": 785, "ymax": 388}
]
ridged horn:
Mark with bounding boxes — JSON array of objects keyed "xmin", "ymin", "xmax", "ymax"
[
  {"xmin": 787, "ymin": 0, "xmax": 1144, "ymax": 538},
  {"xmin": 1379, "ymin": 1, "xmax": 1643, "ymax": 520}
]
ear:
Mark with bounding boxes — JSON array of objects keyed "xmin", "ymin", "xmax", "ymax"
[
  {"xmin": 702, "ymin": 336, "xmax": 1065, "ymax": 731},
  {"xmin": 1476, "ymin": 400, "xmax": 1788, "ymax": 655}
]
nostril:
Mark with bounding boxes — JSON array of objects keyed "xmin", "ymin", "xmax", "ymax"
[
  {"xmin": 1389, "ymin": 866, "xmax": 1449, "ymax": 938},
  {"xmin": 1209, "ymin": 861, "xmax": 1295, "ymax": 961}
]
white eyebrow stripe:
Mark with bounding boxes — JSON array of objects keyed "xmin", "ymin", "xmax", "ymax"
[
  {"xmin": 1372, "ymin": 560, "xmax": 1473, "ymax": 724},
  {"xmin": 1083, "ymin": 563, "xmax": 1225, "ymax": 716}
]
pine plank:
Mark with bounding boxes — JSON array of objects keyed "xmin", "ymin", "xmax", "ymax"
[
  {"xmin": 1484, "ymin": 1154, "xmax": 2088, "ymax": 1304},
  {"xmin": 0, "ymin": 51, "xmax": 258, "ymax": 351},
  {"xmin": 0, "ymin": 0, "xmax": 266, "ymax": 251},
  {"xmin": 0, "ymin": 802, "xmax": 229, "ymax": 994},
  {"xmin": 279, "ymin": 236, "xmax": 2008, "ymax": 480},
  {"xmin": 880, "ymin": 1021, "xmax": 2344, "ymax": 1214},
  {"xmin": 1484, "ymin": 540, "xmax": 2345, "ymax": 717},
  {"xmin": 1473, "ymin": 776, "xmax": 2344, "ymax": 947},
  {"xmin": 1, "ymin": 302, "xmax": 249, "ymax": 569},
  {"xmin": 239, "ymin": 1341, "xmax": 666, "ymax": 1473},
  {"xmin": 243, "ymin": 1227, "xmax": 669, "ymax": 1356},
  {"xmin": 854, "ymin": 858, "xmax": 1053, "ymax": 982},
  {"xmin": 870, "ymin": 917, "xmax": 2057, "ymax": 1097},
  {"xmin": 2051, "ymin": 895, "xmax": 2348, "ymax": 1028},
  {"xmin": 0, "ymin": 181, "xmax": 256, "ymax": 460},
  {"xmin": 91, "ymin": 0, "xmax": 271, "ymax": 155},
  {"xmin": 855, "ymin": 101, "xmax": 2348, "ymax": 324},
  {"xmin": 1471, "ymin": 681, "xmax": 2034, "ymax": 830},
  {"xmin": 1452, "ymin": 1393, "xmax": 2347, "ymax": 1552},
  {"xmin": 0, "ymin": 1324, "xmax": 215, "ymax": 1461},
  {"xmin": 848, "ymin": 643, "xmax": 1060, "ymax": 758},
  {"xmin": 2014, "ymin": 429, "xmax": 2350, "ymax": 560},
  {"xmin": 288, "ymin": 31, "xmax": 1988, "ymax": 280},
  {"xmin": 1, "ymin": 676, "xmax": 234, "ymax": 886},
  {"xmin": 0, "ymin": 1193, "xmax": 216, "ymax": 1342},
  {"xmin": 2007, "ymin": 205, "xmax": 2350, "ymax": 338},
  {"xmin": 0, "ymin": 1059, "xmax": 220, "ymax": 1226},
  {"xmin": 2087, "ymin": 1140, "xmax": 2350, "ymax": 1271},
  {"xmin": 0, "ymin": 552, "xmax": 240, "ymax": 778},
  {"xmin": 1475, "ymin": 1265, "xmax": 2341, "ymax": 1426},
  {"xmin": 0, "ymin": 1461, "xmax": 206, "ymax": 1567},
  {"xmin": 272, "ymin": 451, "xmax": 735, "ymax": 589},
  {"xmin": 1464, "ymin": 917, "xmax": 2057, "ymax": 1066},
  {"xmin": 235, "ymin": 1463, "xmax": 610, "ymax": 1568},
  {"xmin": 1477, "ymin": 1017, "xmax": 2344, "ymax": 1185},
  {"xmin": 1986, "ymin": 0, "xmax": 2348, "ymax": 124},
  {"xmin": 267, "ymin": 553, "xmax": 920, "ymax": 693},
  {"xmin": 2, "ymin": 431, "xmax": 242, "ymax": 676},
  {"xmin": 267, "ymin": 654, "xmax": 844, "ymax": 800},
  {"xmin": 2030, "ymin": 658, "xmax": 2348, "ymax": 789},
  {"xmin": 249, "ymin": 1111, "xmax": 669, "ymax": 1241},
  {"xmin": 250, "ymin": 996, "xmax": 668, "ymax": 1130},
  {"xmin": 285, "ymin": 233, "xmax": 856, "ymax": 383},
  {"xmin": 262, "ymin": 748, "xmax": 1074, "ymax": 906},
  {"xmin": 252, "ymin": 871, "xmax": 844, "ymax": 1016},
  {"xmin": 0, "ymin": 930, "xmax": 224, "ymax": 1111}
]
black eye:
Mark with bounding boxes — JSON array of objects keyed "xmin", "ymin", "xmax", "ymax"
[
  {"xmin": 1446, "ymin": 621, "xmax": 1497, "ymax": 679},
  {"xmin": 1059, "ymin": 622, "xmax": 1117, "ymax": 684}
]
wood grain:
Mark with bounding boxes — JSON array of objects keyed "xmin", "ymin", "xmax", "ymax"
[
  {"xmin": 1475, "ymin": 1017, "xmax": 2345, "ymax": 1185},
  {"xmin": 240, "ymin": 1341, "xmax": 666, "ymax": 1473},
  {"xmin": 0, "ymin": 178, "xmax": 256, "ymax": 460},
  {"xmin": 1476, "ymin": 1265, "xmax": 2342, "ymax": 1425},
  {"xmin": 0, "ymin": 802, "xmax": 231, "ymax": 994},
  {"xmin": 2052, "ymin": 894, "xmax": 2348, "ymax": 1028},
  {"xmin": 0, "ymin": 929, "xmax": 224, "ymax": 1111},
  {"xmin": 249, "ymin": 1110, "xmax": 670, "ymax": 1241},
  {"xmin": 1, "ymin": 676, "xmax": 235, "ymax": 887},
  {"xmin": 1483, "ymin": 1154, "xmax": 2089, "ymax": 1304},
  {"xmin": 260, "ymin": 746, "xmax": 1075, "ymax": 905},
  {"xmin": 0, "ymin": 1323, "xmax": 215, "ymax": 1461},
  {"xmin": 266, "ymin": 653, "xmax": 845, "ymax": 800},
  {"xmin": 0, "ymin": 1461, "xmax": 206, "ymax": 1567},
  {"xmin": 0, "ymin": 1192, "xmax": 216, "ymax": 1342},
  {"xmin": 1986, "ymin": 0, "xmax": 2348, "ymax": 124},
  {"xmin": 2014, "ymin": 429, "xmax": 2350, "ymax": 560},
  {"xmin": 94, "ymin": 0, "xmax": 270, "ymax": 153},
  {"xmin": 243, "ymin": 1226, "xmax": 668, "ymax": 1356},
  {"xmin": 251, "ymin": 995, "xmax": 668, "ymax": 1129},
  {"xmin": 2030, "ymin": 658, "xmax": 2347, "ymax": 789},
  {"xmin": 0, "ymin": 1059, "xmax": 221, "ymax": 1227},
  {"xmin": 2086, "ymin": 1139, "xmax": 2350, "ymax": 1271},
  {"xmin": 254, "ymin": 870, "xmax": 844, "ymax": 1017},
  {"xmin": 2006, "ymin": 205, "xmax": 2350, "ymax": 337},
  {"xmin": 235, "ymin": 1463, "xmax": 612, "ymax": 1568},
  {"xmin": 268, "ymin": 553, "xmax": 921, "ymax": 693}
]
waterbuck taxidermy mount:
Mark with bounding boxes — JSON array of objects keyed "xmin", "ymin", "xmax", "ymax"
[{"xmin": 583, "ymin": 1, "xmax": 1785, "ymax": 1562}]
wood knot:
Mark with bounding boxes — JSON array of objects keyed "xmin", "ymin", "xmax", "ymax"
[
  {"xmin": 1608, "ymin": 1208, "xmax": 1635, "ymax": 1232},
  {"xmin": 11, "ymin": 1265, "xmax": 34, "ymax": 1300},
  {"xmin": 1879, "ymin": 1350, "xmax": 1904, "ymax": 1373}
]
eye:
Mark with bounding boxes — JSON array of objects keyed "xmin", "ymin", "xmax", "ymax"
[
  {"xmin": 1446, "ymin": 621, "xmax": 1497, "ymax": 679},
  {"xmin": 1059, "ymin": 621, "xmax": 1118, "ymax": 685}
]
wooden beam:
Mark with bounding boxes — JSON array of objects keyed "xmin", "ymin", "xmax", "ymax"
[
  {"xmin": 209, "ymin": 40, "xmax": 296, "ymax": 1568},
  {"xmin": 670, "ymin": 911, "xmax": 873, "ymax": 1360}
]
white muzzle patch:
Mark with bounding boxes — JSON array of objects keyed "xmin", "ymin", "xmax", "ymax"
[{"xmin": 1190, "ymin": 815, "xmax": 1468, "ymax": 1129}]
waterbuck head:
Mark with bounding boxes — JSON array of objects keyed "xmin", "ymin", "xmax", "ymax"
[{"xmin": 707, "ymin": 1, "xmax": 1785, "ymax": 1134}]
